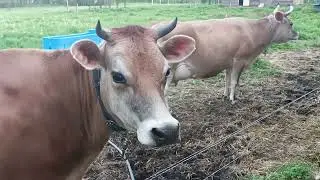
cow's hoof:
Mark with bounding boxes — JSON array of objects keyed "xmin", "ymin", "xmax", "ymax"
[
  {"xmin": 223, "ymin": 94, "xmax": 229, "ymax": 100},
  {"xmin": 230, "ymin": 97, "xmax": 238, "ymax": 104},
  {"xmin": 231, "ymin": 100, "xmax": 237, "ymax": 105}
]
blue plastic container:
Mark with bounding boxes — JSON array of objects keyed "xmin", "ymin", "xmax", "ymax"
[
  {"xmin": 314, "ymin": 0, "xmax": 320, "ymax": 12},
  {"xmin": 42, "ymin": 29, "xmax": 103, "ymax": 50},
  {"xmin": 314, "ymin": 4, "xmax": 320, "ymax": 12}
]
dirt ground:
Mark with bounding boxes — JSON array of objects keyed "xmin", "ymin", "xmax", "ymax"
[{"xmin": 84, "ymin": 48, "xmax": 320, "ymax": 180}]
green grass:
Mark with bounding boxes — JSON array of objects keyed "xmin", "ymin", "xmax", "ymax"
[
  {"xmin": 245, "ymin": 58, "xmax": 282, "ymax": 78},
  {"xmin": 0, "ymin": 4, "xmax": 319, "ymax": 50},
  {"xmin": 0, "ymin": 3, "xmax": 317, "ymax": 79},
  {"xmin": 244, "ymin": 161, "xmax": 316, "ymax": 180},
  {"xmin": 186, "ymin": 58, "xmax": 281, "ymax": 87}
]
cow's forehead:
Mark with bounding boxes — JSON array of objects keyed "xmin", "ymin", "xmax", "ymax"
[
  {"xmin": 111, "ymin": 25, "xmax": 156, "ymax": 41},
  {"xmin": 107, "ymin": 26, "xmax": 166, "ymax": 80},
  {"xmin": 267, "ymin": 13, "xmax": 290, "ymax": 22}
]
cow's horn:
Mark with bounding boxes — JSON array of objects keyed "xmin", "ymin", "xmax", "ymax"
[
  {"xmin": 285, "ymin": 5, "xmax": 294, "ymax": 16},
  {"xmin": 96, "ymin": 20, "xmax": 112, "ymax": 42},
  {"xmin": 155, "ymin": 17, "xmax": 178, "ymax": 40},
  {"xmin": 273, "ymin": 4, "xmax": 280, "ymax": 13}
]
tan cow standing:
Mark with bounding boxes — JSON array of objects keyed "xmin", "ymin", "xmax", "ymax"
[
  {"xmin": 154, "ymin": 5, "xmax": 299, "ymax": 104},
  {"xmin": 0, "ymin": 18, "xmax": 196, "ymax": 180}
]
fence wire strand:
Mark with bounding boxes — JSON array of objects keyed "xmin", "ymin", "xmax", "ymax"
[
  {"xmin": 203, "ymin": 152, "xmax": 245, "ymax": 180},
  {"xmin": 204, "ymin": 90, "xmax": 320, "ymax": 179},
  {"xmin": 108, "ymin": 140, "xmax": 136, "ymax": 180},
  {"xmin": 146, "ymin": 87, "xmax": 320, "ymax": 180}
]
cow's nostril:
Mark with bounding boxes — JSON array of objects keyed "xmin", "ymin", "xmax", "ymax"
[
  {"xmin": 151, "ymin": 128, "xmax": 166, "ymax": 139},
  {"xmin": 151, "ymin": 125, "xmax": 180, "ymax": 146}
]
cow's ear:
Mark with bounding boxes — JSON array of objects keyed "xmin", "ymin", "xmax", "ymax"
[
  {"xmin": 275, "ymin": 11, "xmax": 284, "ymax": 22},
  {"xmin": 159, "ymin": 35, "xmax": 196, "ymax": 64},
  {"xmin": 70, "ymin": 40, "xmax": 102, "ymax": 70}
]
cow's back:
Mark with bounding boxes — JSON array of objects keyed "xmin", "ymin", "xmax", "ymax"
[
  {"xmin": 0, "ymin": 49, "xmax": 108, "ymax": 180},
  {"xmin": 157, "ymin": 19, "xmax": 257, "ymax": 77}
]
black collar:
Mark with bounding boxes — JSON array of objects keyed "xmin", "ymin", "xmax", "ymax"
[{"xmin": 92, "ymin": 69, "xmax": 126, "ymax": 132}]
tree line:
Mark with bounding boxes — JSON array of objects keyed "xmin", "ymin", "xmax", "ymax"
[
  {"xmin": 1, "ymin": 0, "xmax": 110, "ymax": 7},
  {"xmin": 0, "ymin": 0, "xmax": 216, "ymax": 8}
]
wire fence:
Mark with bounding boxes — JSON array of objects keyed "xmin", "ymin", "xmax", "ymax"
[
  {"xmin": 144, "ymin": 86, "xmax": 320, "ymax": 180},
  {"xmin": 107, "ymin": 86, "xmax": 319, "ymax": 180},
  {"xmin": 108, "ymin": 140, "xmax": 136, "ymax": 180}
]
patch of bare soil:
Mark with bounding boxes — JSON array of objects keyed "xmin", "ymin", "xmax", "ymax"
[{"xmin": 84, "ymin": 48, "xmax": 320, "ymax": 180}]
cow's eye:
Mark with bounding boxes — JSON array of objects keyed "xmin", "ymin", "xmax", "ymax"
[
  {"xmin": 111, "ymin": 72, "xmax": 126, "ymax": 84},
  {"xmin": 165, "ymin": 68, "xmax": 171, "ymax": 77}
]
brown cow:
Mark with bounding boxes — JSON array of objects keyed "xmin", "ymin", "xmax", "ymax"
[
  {"xmin": 0, "ymin": 18, "xmax": 196, "ymax": 180},
  {"xmin": 153, "ymin": 5, "xmax": 299, "ymax": 104}
]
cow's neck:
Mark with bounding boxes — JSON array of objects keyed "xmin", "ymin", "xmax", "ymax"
[
  {"xmin": 31, "ymin": 50, "xmax": 110, "ymax": 178},
  {"xmin": 250, "ymin": 18, "xmax": 275, "ymax": 50},
  {"xmin": 68, "ymin": 52, "xmax": 109, "ymax": 146}
]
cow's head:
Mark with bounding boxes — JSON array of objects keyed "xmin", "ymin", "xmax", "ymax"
[
  {"xmin": 268, "ymin": 5, "xmax": 299, "ymax": 43},
  {"xmin": 70, "ymin": 18, "xmax": 196, "ymax": 147}
]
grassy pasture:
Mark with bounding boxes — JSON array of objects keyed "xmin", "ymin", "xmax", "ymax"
[
  {"xmin": 0, "ymin": 4, "xmax": 319, "ymax": 51},
  {"xmin": 0, "ymin": 3, "xmax": 319, "ymax": 179},
  {"xmin": 244, "ymin": 161, "xmax": 316, "ymax": 180}
]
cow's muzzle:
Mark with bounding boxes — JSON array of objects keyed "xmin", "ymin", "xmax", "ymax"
[
  {"xmin": 137, "ymin": 117, "xmax": 181, "ymax": 147},
  {"xmin": 293, "ymin": 32, "xmax": 299, "ymax": 40},
  {"xmin": 291, "ymin": 31, "xmax": 299, "ymax": 40},
  {"xmin": 151, "ymin": 124, "xmax": 181, "ymax": 146}
]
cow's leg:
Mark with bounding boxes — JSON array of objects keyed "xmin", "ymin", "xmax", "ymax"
[
  {"xmin": 229, "ymin": 62, "xmax": 244, "ymax": 104},
  {"xmin": 164, "ymin": 73, "xmax": 174, "ymax": 111},
  {"xmin": 166, "ymin": 64, "xmax": 180, "ymax": 88},
  {"xmin": 165, "ymin": 63, "xmax": 193, "ymax": 112},
  {"xmin": 223, "ymin": 68, "xmax": 231, "ymax": 98},
  {"xmin": 165, "ymin": 73, "xmax": 174, "ymax": 96}
]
